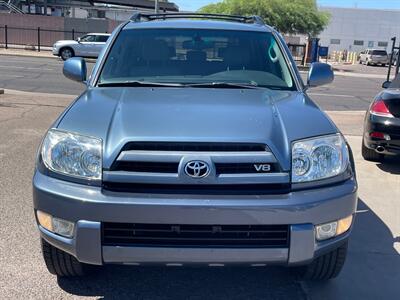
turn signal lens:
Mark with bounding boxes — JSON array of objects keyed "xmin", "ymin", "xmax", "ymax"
[
  {"xmin": 336, "ymin": 215, "xmax": 353, "ymax": 236},
  {"xmin": 370, "ymin": 100, "xmax": 394, "ymax": 118},
  {"xmin": 37, "ymin": 211, "xmax": 53, "ymax": 232}
]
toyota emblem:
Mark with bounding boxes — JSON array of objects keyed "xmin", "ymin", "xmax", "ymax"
[{"xmin": 184, "ymin": 161, "xmax": 210, "ymax": 178}]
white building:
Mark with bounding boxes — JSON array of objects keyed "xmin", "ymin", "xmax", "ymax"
[{"xmin": 318, "ymin": 6, "xmax": 400, "ymax": 53}]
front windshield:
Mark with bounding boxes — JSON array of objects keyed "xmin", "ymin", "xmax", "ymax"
[{"xmin": 98, "ymin": 28, "xmax": 295, "ymax": 90}]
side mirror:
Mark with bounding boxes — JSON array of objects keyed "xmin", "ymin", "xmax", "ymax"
[
  {"xmin": 63, "ymin": 57, "xmax": 87, "ymax": 83},
  {"xmin": 382, "ymin": 81, "xmax": 391, "ymax": 89},
  {"xmin": 307, "ymin": 62, "xmax": 334, "ymax": 88},
  {"xmin": 77, "ymin": 37, "xmax": 81, "ymax": 43}
]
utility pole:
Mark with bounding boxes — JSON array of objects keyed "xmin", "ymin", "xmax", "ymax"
[{"xmin": 155, "ymin": 0, "xmax": 159, "ymax": 13}]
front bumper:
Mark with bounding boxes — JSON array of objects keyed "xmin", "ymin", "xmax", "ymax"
[
  {"xmin": 52, "ymin": 46, "xmax": 59, "ymax": 56},
  {"xmin": 364, "ymin": 114, "xmax": 400, "ymax": 155},
  {"xmin": 369, "ymin": 58, "xmax": 389, "ymax": 64},
  {"xmin": 33, "ymin": 171, "xmax": 357, "ymax": 266}
]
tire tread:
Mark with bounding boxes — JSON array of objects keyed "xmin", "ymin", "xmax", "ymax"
[
  {"xmin": 41, "ymin": 238, "xmax": 86, "ymax": 277},
  {"xmin": 301, "ymin": 241, "xmax": 348, "ymax": 280}
]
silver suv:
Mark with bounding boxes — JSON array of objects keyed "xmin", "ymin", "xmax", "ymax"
[
  {"xmin": 33, "ymin": 13, "xmax": 357, "ymax": 280},
  {"xmin": 359, "ymin": 49, "xmax": 389, "ymax": 66},
  {"xmin": 52, "ymin": 33, "xmax": 110, "ymax": 60}
]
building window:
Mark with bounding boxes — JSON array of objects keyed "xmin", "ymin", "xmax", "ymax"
[
  {"xmin": 330, "ymin": 39, "xmax": 340, "ymax": 45},
  {"xmin": 354, "ymin": 40, "xmax": 364, "ymax": 46},
  {"xmin": 378, "ymin": 41, "xmax": 388, "ymax": 47},
  {"xmin": 368, "ymin": 41, "xmax": 374, "ymax": 48}
]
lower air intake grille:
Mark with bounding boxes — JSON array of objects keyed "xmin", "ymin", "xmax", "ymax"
[
  {"xmin": 102, "ymin": 223, "xmax": 290, "ymax": 248},
  {"xmin": 102, "ymin": 182, "xmax": 290, "ymax": 195}
]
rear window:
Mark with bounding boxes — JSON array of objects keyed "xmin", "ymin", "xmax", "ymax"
[
  {"xmin": 99, "ymin": 29, "xmax": 295, "ymax": 90},
  {"xmin": 371, "ymin": 50, "xmax": 387, "ymax": 56},
  {"xmin": 96, "ymin": 35, "xmax": 109, "ymax": 43}
]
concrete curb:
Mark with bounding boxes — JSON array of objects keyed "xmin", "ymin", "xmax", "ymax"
[
  {"xmin": 0, "ymin": 51, "xmax": 56, "ymax": 60},
  {"xmin": 4, "ymin": 89, "xmax": 75, "ymax": 99}
]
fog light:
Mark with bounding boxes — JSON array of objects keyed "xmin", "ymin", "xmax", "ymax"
[
  {"xmin": 315, "ymin": 215, "xmax": 353, "ymax": 241},
  {"xmin": 52, "ymin": 218, "xmax": 75, "ymax": 238},
  {"xmin": 36, "ymin": 211, "xmax": 75, "ymax": 238},
  {"xmin": 316, "ymin": 221, "xmax": 338, "ymax": 241}
]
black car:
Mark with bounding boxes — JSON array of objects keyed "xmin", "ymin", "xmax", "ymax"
[{"xmin": 362, "ymin": 75, "xmax": 400, "ymax": 161}]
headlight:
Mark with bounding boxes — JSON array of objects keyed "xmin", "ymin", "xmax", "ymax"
[
  {"xmin": 292, "ymin": 134, "xmax": 349, "ymax": 183},
  {"xmin": 41, "ymin": 129, "xmax": 102, "ymax": 180}
]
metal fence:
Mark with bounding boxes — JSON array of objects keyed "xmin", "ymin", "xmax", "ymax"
[
  {"xmin": 2, "ymin": 26, "xmax": 309, "ymax": 66},
  {"xmin": 0, "ymin": 26, "xmax": 105, "ymax": 51},
  {"xmin": 287, "ymin": 43, "xmax": 307, "ymax": 65}
]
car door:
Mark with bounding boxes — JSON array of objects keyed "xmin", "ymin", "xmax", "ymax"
[
  {"xmin": 76, "ymin": 34, "xmax": 97, "ymax": 57},
  {"xmin": 92, "ymin": 35, "xmax": 109, "ymax": 57},
  {"xmin": 366, "ymin": 50, "xmax": 372, "ymax": 62},
  {"xmin": 360, "ymin": 50, "xmax": 367, "ymax": 63}
]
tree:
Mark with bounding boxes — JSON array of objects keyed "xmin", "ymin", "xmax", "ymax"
[{"xmin": 198, "ymin": 0, "xmax": 330, "ymax": 37}]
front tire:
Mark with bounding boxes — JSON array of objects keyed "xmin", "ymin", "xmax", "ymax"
[
  {"xmin": 362, "ymin": 141, "xmax": 383, "ymax": 162},
  {"xmin": 60, "ymin": 47, "xmax": 74, "ymax": 61},
  {"xmin": 299, "ymin": 241, "xmax": 348, "ymax": 280},
  {"xmin": 41, "ymin": 238, "xmax": 87, "ymax": 277}
]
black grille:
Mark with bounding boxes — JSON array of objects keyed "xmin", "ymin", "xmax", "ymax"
[
  {"xmin": 102, "ymin": 223, "xmax": 290, "ymax": 248},
  {"xmin": 111, "ymin": 162, "xmax": 279, "ymax": 174},
  {"xmin": 121, "ymin": 142, "xmax": 268, "ymax": 152},
  {"xmin": 215, "ymin": 163, "xmax": 279, "ymax": 174},
  {"xmin": 112, "ymin": 161, "xmax": 179, "ymax": 173},
  {"xmin": 102, "ymin": 182, "xmax": 290, "ymax": 195}
]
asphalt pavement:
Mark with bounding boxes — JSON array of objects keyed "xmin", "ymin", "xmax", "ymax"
[
  {"xmin": 0, "ymin": 91, "xmax": 399, "ymax": 299},
  {"xmin": 0, "ymin": 57, "xmax": 399, "ymax": 299},
  {"xmin": 0, "ymin": 55, "xmax": 388, "ymax": 111}
]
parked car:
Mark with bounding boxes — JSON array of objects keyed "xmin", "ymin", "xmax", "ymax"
[
  {"xmin": 362, "ymin": 75, "xmax": 400, "ymax": 161},
  {"xmin": 34, "ymin": 13, "xmax": 357, "ymax": 281},
  {"xmin": 52, "ymin": 33, "xmax": 110, "ymax": 60},
  {"xmin": 359, "ymin": 49, "xmax": 389, "ymax": 66}
]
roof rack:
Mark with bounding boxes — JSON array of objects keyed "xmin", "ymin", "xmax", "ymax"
[{"xmin": 129, "ymin": 12, "xmax": 265, "ymax": 26}]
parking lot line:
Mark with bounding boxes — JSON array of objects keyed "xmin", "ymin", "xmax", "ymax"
[
  {"xmin": 0, "ymin": 65, "xmax": 54, "ymax": 71},
  {"xmin": 308, "ymin": 92, "xmax": 356, "ymax": 98}
]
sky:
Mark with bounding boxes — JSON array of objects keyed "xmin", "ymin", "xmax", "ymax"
[{"xmin": 173, "ymin": 0, "xmax": 400, "ymax": 11}]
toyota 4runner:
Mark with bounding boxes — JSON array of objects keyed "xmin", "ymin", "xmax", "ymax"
[{"xmin": 33, "ymin": 13, "xmax": 357, "ymax": 280}]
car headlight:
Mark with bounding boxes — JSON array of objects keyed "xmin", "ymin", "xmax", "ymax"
[
  {"xmin": 292, "ymin": 134, "xmax": 349, "ymax": 183},
  {"xmin": 41, "ymin": 129, "xmax": 102, "ymax": 180}
]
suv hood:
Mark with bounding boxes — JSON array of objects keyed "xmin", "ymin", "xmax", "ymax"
[
  {"xmin": 54, "ymin": 40, "xmax": 78, "ymax": 46},
  {"xmin": 57, "ymin": 88, "xmax": 338, "ymax": 171}
]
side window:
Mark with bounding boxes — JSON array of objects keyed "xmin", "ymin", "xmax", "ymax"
[
  {"xmin": 96, "ymin": 35, "xmax": 109, "ymax": 43},
  {"xmin": 81, "ymin": 35, "xmax": 96, "ymax": 42}
]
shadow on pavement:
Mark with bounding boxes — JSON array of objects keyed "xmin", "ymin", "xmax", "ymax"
[
  {"xmin": 376, "ymin": 156, "xmax": 400, "ymax": 175},
  {"xmin": 306, "ymin": 199, "xmax": 400, "ymax": 299},
  {"xmin": 57, "ymin": 200, "xmax": 399, "ymax": 300},
  {"xmin": 58, "ymin": 265, "xmax": 306, "ymax": 300}
]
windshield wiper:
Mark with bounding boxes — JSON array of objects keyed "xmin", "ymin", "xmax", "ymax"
[
  {"xmin": 185, "ymin": 82, "xmax": 259, "ymax": 89},
  {"xmin": 98, "ymin": 80, "xmax": 184, "ymax": 87}
]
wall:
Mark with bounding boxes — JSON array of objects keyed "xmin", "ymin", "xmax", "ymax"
[
  {"xmin": 0, "ymin": 13, "xmax": 121, "ymax": 47},
  {"xmin": 318, "ymin": 7, "xmax": 400, "ymax": 53}
]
